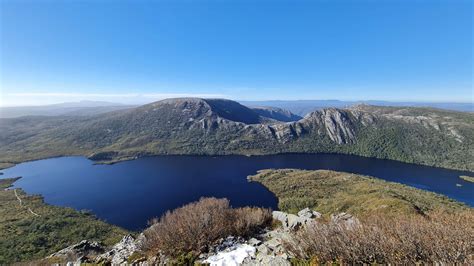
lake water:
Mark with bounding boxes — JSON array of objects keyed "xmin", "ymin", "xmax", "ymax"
[{"xmin": 2, "ymin": 154, "xmax": 473, "ymax": 230}]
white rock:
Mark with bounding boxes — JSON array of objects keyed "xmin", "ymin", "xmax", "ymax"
[
  {"xmin": 204, "ymin": 244, "xmax": 256, "ymax": 266},
  {"xmin": 257, "ymin": 244, "xmax": 270, "ymax": 256},
  {"xmin": 248, "ymin": 255, "xmax": 291, "ymax": 266},
  {"xmin": 289, "ymin": 214, "xmax": 316, "ymax": 230},
  {"xmin": 95, "ymin": 234, "xmax": 138, "ymax": 264},
  {"xmin": 265, "ymin": 238, "xmax": 281, "ymax": 251},
  {"xmin": 297, "ymin": 208, "xmax": 322, "ymax": 219},
  {"xmin": 273, "ymin": 210, "xmax": 316, "ymax": 230},
  {"xmin": 272, "ymin": 211, "xmax": 289, "ymax": 227},
  {"xmin": 248, "ymin": 238, "xmax": 261, "ymax": 247}
]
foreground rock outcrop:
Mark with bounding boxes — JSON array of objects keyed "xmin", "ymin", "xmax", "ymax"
[
  {"xmin": 47, "ymin": 240, "xmax": 105, "ymax": 263},
  {"xmin": 199, "ymin": 209, "xmax": 327, "ymax": 265},
  {"xmin": 95, "ymin": 234, "xmax": 143, "ymax": 264},
  {"xmin": 47, "ymin": 235, "xmax": 144, "ymax": 265},
  {"xmin": 272, "ymin": 209, "xmax": 321, "ymax": 230},
  {"xmin": 46, "ymin": 208, "xmax": 330, "ymax": 265}
]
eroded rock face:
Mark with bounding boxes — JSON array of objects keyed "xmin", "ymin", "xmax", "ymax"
[
  {"xmin": 318, "ymin": 108, "xmax": 356, "ymax": 144},
  {"xmin": 95, "ymin": 234, "xmax": 139, "ymax": 264},
  {"xmin": 265, "ymin": 108, "xmax": 361, "ymax": 145},
  {"xmin": 268, "ymin": 123, "xmax": 299, "ymax": 143},
  {"xmin": 282, "ymin": 108, "xmax": 360, "ymax": 145}
]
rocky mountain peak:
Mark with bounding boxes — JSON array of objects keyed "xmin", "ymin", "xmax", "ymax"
[
  {"xmin": 301, "ymin": 108, "xmax": 357, "ymax": 144},
  {"xmin": 141, "ymin": 98, "xmax": 263, "ymax": 125}
]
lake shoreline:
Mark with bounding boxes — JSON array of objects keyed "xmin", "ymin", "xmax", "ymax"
[
  {"xmin": 2, "ymin": 168, "xmax": 472, "ymax": 264},
  {"xmin": 2, "ymin": 153, "xmax": 473, "ymax": 230},
  {"xmin": 0, "ymin": 177, "xmax": 129, "ymax": 264},
  {"xmin": 2, "ymin": 150, "xmax": 473, "ymax": 172}
]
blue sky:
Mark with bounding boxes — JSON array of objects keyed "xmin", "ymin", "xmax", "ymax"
[{"xmin": 0, "ymin": 0, "xmax": 472, "ymax": 106}]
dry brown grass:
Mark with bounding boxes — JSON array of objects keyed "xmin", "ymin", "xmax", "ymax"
[
  {"xmin": 142, "ymin": 197, "xmax": 271, "ymax": 257},
  {"xmin": 285, "ymin": 210, "xmax": 474, "ymax": 264}
]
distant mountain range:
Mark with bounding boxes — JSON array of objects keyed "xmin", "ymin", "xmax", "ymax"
[
  {"xmin": 0, "ymin": 101, "xmax": 136, "ymax": 118},
  {"xmin": 1, "ymin": 98, "xmax": 472, "ymax": 171},
  {"xmin": 240, "ymin": 100, "xmax": 473, "ymax": 116},
  {"xmin": 1, "ymin": 99, "xmax": 471, "ymax": 118}
]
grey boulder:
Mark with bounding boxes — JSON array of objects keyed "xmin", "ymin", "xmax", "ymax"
[{"xmin": 297, "ymin": 207, "xmax": 322, "ymax": 219}]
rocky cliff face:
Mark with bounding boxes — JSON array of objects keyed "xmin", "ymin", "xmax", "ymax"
[
  {"xmin": 263, "ymin": 108, "xmax": 363, "ymax": 144},
  {"xmin": 300, "ymin": 108, "xmax": 357, "ymax": 144}
]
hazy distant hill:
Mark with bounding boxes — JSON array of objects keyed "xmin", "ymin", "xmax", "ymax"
[
  {"xmin": 251, "ymin": 106, "xmax": 302, "ymax": 122},
  {"xmin": 241, "ymin": 100, "xmax": 473, "ymax": 116},
  {"xmin": 0, "ymin": 101, "xmax": 136, "ymax": 118},
  {"xmin": 0, "ymin": 98, "xmax": 472, "ymax": 171},
  {"xmin": 3, "ymin": 100, "xmax": 471, "ymax": 118}
]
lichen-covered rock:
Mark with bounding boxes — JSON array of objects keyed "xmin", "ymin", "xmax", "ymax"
[
  {"xmin": 248, "ymin": 238, "xmax": 262, "ymax": 247},
  {"xmin": 272, "ymin": 211, "xmax": 289, "ymax": 226},
  {"xmin": 47, "ymin": 240, "xmax": 105, "ymax": 262},
  {"xmin": 287, "ymin": 214, "xmax": 308, "ymax": 230},
  {"xmin": 246, "ymin": 254, "xmax": 291, "ymax": 266},
  {"xmin": 95, "ymin": 234, "xmax": 139, "ymax": 264},
  {"xmin": 272, "ymin": 210, "xmax": 316, "ymax": 230},
  {"xmin": 297, "ymin": 207, "xmax": 322, "ymax": 219}
]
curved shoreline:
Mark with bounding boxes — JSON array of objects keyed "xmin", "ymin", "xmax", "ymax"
[{"xmin": 2, "ymin": 150, "xmax": 473, "ymax": 172}]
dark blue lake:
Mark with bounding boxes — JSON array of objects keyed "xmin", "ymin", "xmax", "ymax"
[{"xmin": 1, "ymin": 154, "xmax": 473, "ymax": 230}]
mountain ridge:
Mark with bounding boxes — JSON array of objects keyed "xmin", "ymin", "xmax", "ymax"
[
  {"xmin": 240, "ymin": 100, "xmax": 474, "ymax": 116},
  {"xmin": 0, "ymin": 98, "xmax": 472, "ymax": 171}
]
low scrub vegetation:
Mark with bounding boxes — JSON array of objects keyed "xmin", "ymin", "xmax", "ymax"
[
  {"xmin": 249, "ymin": 169, "xmax": 467, "ymax": 215},
  {"xmin": 142, "ymin": 197, "xmax": 271, "ymax": 258},
  {"xmin": 0, "ymin": 178, "xmax": 127, "ymax": 264},
  {"xmin": 285, "ymin": 210, "xmax": 474, "ymax": 264}
]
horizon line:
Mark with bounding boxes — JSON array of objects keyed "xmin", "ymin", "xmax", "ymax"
[{"xmin": 1, "ymin": 97, "xmax": 473, "ymax": 108}]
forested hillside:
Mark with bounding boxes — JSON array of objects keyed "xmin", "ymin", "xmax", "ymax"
[{"xmin": 0, "ymin": 98, "xmax": 472, "ymax": 171}]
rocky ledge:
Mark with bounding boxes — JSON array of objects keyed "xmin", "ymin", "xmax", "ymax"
[
  {"xmin": 46, "ymin": 209, "xmax": 359, "ymax": 265},
  {"xmin": 48, "ymin": 234, "xmax": 146, "ymax": 265}
]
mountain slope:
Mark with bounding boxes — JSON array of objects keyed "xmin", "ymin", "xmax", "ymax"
[{"xmin": 0, "ymin": 98, "xmax": 472, "ymax": 171}]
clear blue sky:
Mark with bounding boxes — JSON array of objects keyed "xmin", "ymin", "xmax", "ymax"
[{"xmin": 0, "ymin": 0, "xmax": 472, "ymax": 106}]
